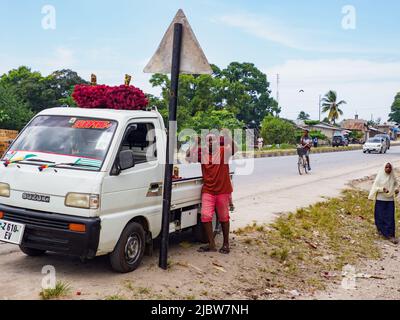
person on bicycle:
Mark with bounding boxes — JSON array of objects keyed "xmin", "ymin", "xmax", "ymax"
[{"xmin": 300, "ymin": 129, "xmax": 312, "ymax": 171}]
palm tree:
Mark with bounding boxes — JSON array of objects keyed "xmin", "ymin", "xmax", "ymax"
[{"xmin": 321, "ymin": 90, "xmax": 347, "ymax": 124}]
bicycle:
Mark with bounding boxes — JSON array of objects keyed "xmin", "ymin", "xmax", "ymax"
[{"xmin": 297, "ymin": 145, "xmax": 309, "ymax": 175}]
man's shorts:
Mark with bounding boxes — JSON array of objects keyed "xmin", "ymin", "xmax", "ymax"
[{"xmin": 201, "ymin": 193, "xmax": 231, "ymax": 223}]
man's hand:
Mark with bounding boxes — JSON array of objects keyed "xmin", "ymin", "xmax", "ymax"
[
  {"xmin": 186, "ymin": 139, "xmax": 200, "ymax": 163},
  {"xmin": 383, "ymin": 187, "xmax": 389, "ymax": 193}
]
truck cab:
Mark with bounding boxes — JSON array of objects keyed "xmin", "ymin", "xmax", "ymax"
[{"xmin": 0, "ymin": 108, "xmax": 205, "ymax": 272}]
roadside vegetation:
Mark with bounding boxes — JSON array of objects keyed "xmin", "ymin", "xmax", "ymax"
[
  {"xmin": 101, "ymin": 188, "xmax": 395, "ymax": 300},
  {"xmin": 245, "ymin": 145, "xmax": 365, "ymax": 158},
  {"xmin": 39, "ymin": 281, "xmax": 71, "ymax": 300},
  {"xmin": 233, "ymin": 189, "xmax": 395, "ymax": 296}
]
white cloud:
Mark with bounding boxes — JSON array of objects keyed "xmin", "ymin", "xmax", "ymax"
[
  {"xmin": 266, "ymin": 59, "xmax": 400, "ymax": 121},
  {"xmin": 217, "ymin": 13, "xmax": 305, "ymax": 50},
  {"xmin": 45, "ymin": 47, "xmax": 77, "ymax": 69},
  {"xmin": 216, "ymin": 13, "xmax": 397, "ymax": 54}
]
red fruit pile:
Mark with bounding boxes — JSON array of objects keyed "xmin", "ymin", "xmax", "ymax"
[{"xmin": 72, "ymin": 84, "xmax": 149, "ymax": 110}]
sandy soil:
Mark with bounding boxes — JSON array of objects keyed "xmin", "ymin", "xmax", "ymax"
[
  {"xmin": 305, "ymin": 175, "xmax": 400, "ymax": 300},
  {"xmin": 0, "ymin": 231, "xmax": 289, "ymax": 300},
  {"xmin": 1, "ymin": 156, "xmax": 400, "ymax": 300}
]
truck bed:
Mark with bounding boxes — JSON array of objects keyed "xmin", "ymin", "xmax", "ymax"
[
  {"xmin": 171, "ymin": 176, "xmax": 203, "ymax": 210},
  {"xmin": 170, "ymin": 172, "xmax": 234, "ymax": 210}
]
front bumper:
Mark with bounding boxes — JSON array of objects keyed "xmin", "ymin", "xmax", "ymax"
[
  {"xmin": 363, "ymin": 147, "xmax": 381, "ymax": 152},
  {"xmin": 0, "ymin": 204, "xmax": 101, "ymax": 259}
]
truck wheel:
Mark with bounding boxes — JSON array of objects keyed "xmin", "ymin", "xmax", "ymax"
[
  {"xmin": 19, "ymin": 245, "xmax": 46, "ymax": 256},
  {"xmin": 109, "ymin": 222, "xmax": 145, "ymax": 273}
]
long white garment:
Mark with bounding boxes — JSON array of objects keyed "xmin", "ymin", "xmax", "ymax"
[{"xmin": 368, "ymin": 163, "xmax": 399, "ymax": 200}]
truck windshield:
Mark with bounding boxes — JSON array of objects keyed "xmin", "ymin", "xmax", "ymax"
[{"xmin": 7, "ymin": 115, "xmax": 117, "ymax": 170}]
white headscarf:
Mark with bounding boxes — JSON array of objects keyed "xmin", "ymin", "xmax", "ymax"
[{"xmin": 368, "ymin": 162, "xmax": 399, "ymax": 200}]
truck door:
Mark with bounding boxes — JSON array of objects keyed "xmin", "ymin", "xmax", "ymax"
[{"xmin": 101, "ymin": 119, "xmax": 164, "ymax": 242}]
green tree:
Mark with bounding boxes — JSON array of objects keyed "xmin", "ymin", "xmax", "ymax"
[
  {"xmin": 297, "ymin": 111, "xmax": 310, "ymax": 120},
  {"xmin": 0, "ymin": 85, "xmax": 33, "ymax": 130},
  {"xmin": 218, "ymin": 62, "xmax": 280, "ymax": 127},
  {"xmin": 348, "ymin": 130, "xmax": 364, "ymax": 142},
  {"xmin": 389, "ymin": 92, "xmax": 400, "ymax": 124},
  {"xmin": 148, "ymin": 62, "xmax": 278, "ymax": 131},
  {"xmin": 0, "ymin": 66, "xmax": 87, "ymax": 112},
  {"xmin": 48, "ymin": 69, "xmax": 88, "ymax": 107},
  {"xmin": 260, "ymin": 115, "xmax": 296, "ymax": 145},
  {"xmin": 321, "ymin": 90, "xmax": 346, "ymax": 124},
  {"xmin": 185, "ymin": 109, "xmax": 244, "ymax": 133}
]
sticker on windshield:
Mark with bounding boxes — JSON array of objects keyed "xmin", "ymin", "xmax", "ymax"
[
  {"xmin": 72, "ymin": 120, "xmax": 112, "ymax": 130},
  {"xmin": 95, "ymin": 132, "xmax": 113, "ymax": 150},
  {"xmin": 4, "ymin": 150, "xmax": 16, "ymax": 160}
]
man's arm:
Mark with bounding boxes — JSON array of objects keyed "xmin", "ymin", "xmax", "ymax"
[
  {"xmin": 186, "ymin": 142, "xmax": 200, "ymax": 163},
  {"xmin": 222, "ymin": 132, "xmax": 239, "ymax": 160}
]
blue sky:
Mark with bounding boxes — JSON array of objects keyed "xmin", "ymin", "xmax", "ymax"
[{"xmin": 1, "ymin": 0, "xmax": 400, "ymax": 121}]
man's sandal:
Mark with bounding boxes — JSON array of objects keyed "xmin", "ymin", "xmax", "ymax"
[
  {"xmin": 197, "ymin": 246, "xmax": 217, "ymax": 253},
  {"xmin": 219, "ymin": 246, "xmax": 230, "ymax": 254}
]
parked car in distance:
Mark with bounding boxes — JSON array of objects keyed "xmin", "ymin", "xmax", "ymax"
[
  {"xmin": 332, "ymin": 135, "xmax": 349, "ymax": 147},
  {"xmin": 374, "ymin": 134, "xmax": 391, "ymax": 150},
  {"xmin": 363, "ymin": 137, "xmax": 388, "ymax": 154}
]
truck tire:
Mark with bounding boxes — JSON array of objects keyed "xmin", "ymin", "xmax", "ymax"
[
  {"xmin": 109, "ymin": 222, "xmax": 145, "ymax": 273},
  {"xmin": 19, "ymin": 245, "xmax": 46, "ymax": 256}
]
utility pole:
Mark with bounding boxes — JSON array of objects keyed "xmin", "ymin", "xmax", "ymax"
[
  {"xmin": 144, "ymin": 9, "xmax": 213, "ymax": 270},
  {"xmin": 158, "ymin": 23, "xmax": 183, "ymax": 270},
  {"xmin": 319, "ymin": 95, "xmax": 322, "ymax": 122},
  {"xmin": 276, "ymin": 74, "xmax": 280, "ymax": 107}
]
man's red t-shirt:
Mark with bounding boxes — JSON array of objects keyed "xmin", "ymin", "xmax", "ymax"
[{"xmin": 199, "ymin": 147, "xmax": 233, "ymax": 195}]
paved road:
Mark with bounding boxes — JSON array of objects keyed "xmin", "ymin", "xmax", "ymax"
[{"xmin": 181, "ymin": 146, "xmax": 400, "ymax": 228}]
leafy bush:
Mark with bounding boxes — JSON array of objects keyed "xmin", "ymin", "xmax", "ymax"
[
  {"xmin": 184, "ymin": 109, "xmax": 244, "ymax": 133},
  {"xmin": 0, "ymin": 85, "xmax": 33, "ymax": 130},
  {"xmin": 304, "ymin": 120, "xmax": 320, "ymax": 126},
  {"xmin": 261, "ymin": 115, "xmax": 297, "ymax": 145},
  {"xmin": 295, "ymin": 130, "xmax": 327, "ymax": 141}
]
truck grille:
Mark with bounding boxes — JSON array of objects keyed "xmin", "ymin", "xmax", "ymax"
[{"xmin": 3, "ymin": 212, "xmax": 69, "ymax": 230}]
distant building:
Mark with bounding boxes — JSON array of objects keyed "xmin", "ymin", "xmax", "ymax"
[
  {"xmin": 376, "ymin": 122, "xmax": 399, "ymax": 140},
  {"xmin": 341, "ymin": 115, "xmax": 385, "ymax": 142},
  {"xmin": 296, "ymin": 120, "xmax": 347, "ymax": 145}
]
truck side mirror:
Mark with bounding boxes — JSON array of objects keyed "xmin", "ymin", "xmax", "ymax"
[{"xmin": 118, "ymin": 150, "xmax": 135, "ymax": 173}]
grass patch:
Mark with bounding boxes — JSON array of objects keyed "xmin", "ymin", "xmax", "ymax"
[
  {"xmin": 267, "ymin": 190, "xmax": 384, "ymax": 269},
  {"xmin": 137, "ymin": 287, "xmax": 151, "ymax": 295},
  {"xmin": 105, "ymin": 295, "xmax": 125, "ymax": 300},
  {"xmin": 40, "ymin": 281, "xmax": 71, "ymax": 300},
  {"xmin": 238, "ymin": 189, "xmax": 397, "ymax": 294}
]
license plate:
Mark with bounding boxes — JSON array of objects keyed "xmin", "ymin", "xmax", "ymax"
[{"xmin": 0, "ymin": 219, "xmax": 25, "ymax": 245}]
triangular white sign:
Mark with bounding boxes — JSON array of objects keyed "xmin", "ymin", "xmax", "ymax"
[{"xmin": 144, "ymin": 9, "xmax": 213, "ymax": 75}]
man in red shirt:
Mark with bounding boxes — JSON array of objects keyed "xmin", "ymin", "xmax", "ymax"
[{"xmin": 186, "ymin": 131, "xmax": 237, "ymax": 254}]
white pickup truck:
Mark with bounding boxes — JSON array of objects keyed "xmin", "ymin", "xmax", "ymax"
[{"xmin": 0, "ymin": 107, "xmax": 214, "ymax": 273}]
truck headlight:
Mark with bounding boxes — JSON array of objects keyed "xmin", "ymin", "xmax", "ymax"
[
  {"xmin": 65, "ymin": 193, "xmax": 99, "ymax": 209},
  {"xmin": 0, "ymin": 183, "xmax": 10, "ymax": 198}
]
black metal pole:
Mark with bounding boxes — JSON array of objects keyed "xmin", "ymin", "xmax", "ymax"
[{"xmin": 159, "ymin": 23, "xmax": 183, "ymax": 270}]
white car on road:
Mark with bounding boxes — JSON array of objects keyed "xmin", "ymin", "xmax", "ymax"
[{"xmin": 363, "ymin": 137, "xmax": 387, "ymax": 154}]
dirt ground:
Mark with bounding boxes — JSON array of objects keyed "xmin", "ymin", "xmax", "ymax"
[
  {"xmin": 0, "ymin": 231, "xmax": 293, "ymax": 300},
  {"xmin": 1, "ymin": 170, "xmax": 400, "ymax": 300},
  {"xmin": 304, "ymin": 176, "xmax": 400, "ymax": 300}
]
